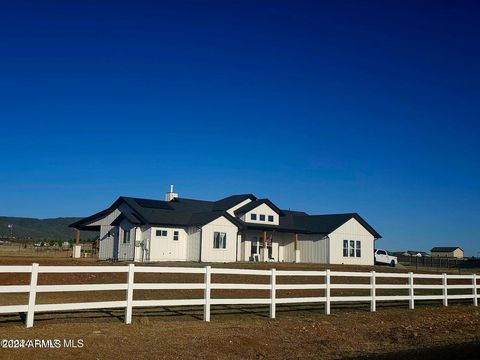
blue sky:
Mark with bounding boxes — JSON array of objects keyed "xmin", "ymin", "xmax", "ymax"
[{"xmin": 0, "ymin": 1, "xmax": 479, "ymax": 255}]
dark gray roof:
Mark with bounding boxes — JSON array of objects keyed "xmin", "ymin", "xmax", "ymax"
[
  {"xmin": 293, "ymin": 213, "xmax": 375, "ymax": 235},
  {"xmin": 244, "ymin": 212, "xmax": 381, "ymax": 238},
  {"xmin": 431, "ymin": 247, "xmax": 463, "ymax": 252},
  {"xmin": 110, "ymin": 211, "xmax": 143, "ymax": 226},
  {"xmin": 282, "ymin": 210, "xmax": 308, "ymax": 216},
  {"xmin": 212, "ymin": 194, "xmax": 256, "ymax": 211},
  {"xmin": 70, "ymin": 194, "xmax": 381, "ymax": 238},
  {"xmin": 70, "ymin": 195, "xmax": 247, "ymax": 229}
]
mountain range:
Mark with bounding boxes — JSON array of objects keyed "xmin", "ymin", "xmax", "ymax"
[{"xmin": 0, "ymin": 216, "xmax": 96, "ymax": 240}]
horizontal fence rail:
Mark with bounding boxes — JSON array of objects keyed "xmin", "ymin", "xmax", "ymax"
[{"xmin": 0, "ymin": 264, "xmax": 478, "ymax": 327}]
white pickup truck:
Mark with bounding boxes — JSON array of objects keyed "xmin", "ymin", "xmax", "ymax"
[{"xmin": 374, "ymin": 249, "xmax": 398, "ymax": 267}]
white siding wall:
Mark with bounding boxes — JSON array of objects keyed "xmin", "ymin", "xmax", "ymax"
[
  {"xmin": 240, "ymin": 203, "xmax": 280, "ymax": 225},
  {"xmin": 328, "ymin": 218, "xmax": 375, "ymax": 266},
  {"xmin": 149, "ymin": 226, "xmax": 188, "ymax": 261},
  {"xmin": 200, "ymin": 216, "xmax": 238, "ymax": 262}
]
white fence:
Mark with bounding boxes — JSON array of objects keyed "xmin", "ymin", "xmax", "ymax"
[{"xmin": 0, "ymin": 264, "xmax": 478, "ymax": 328}]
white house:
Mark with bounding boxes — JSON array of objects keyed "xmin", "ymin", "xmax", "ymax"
[{"xmin": 70, "ymin": 187, "xmax": 382, "ymax": 265}]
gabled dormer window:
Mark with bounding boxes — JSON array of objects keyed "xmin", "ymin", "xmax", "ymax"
[
  {"xmin": 251, "ymin": 214, "xmax": 257, "ymax": 220},
  {"xmin": 156, "ymin": 230, "xmax": 168, "ymax": 237},
  {"xmin": 268, "ymin": 215, "xmax": 274, "ymax": 222},
  {"xmin": 259, "ymin": 215, "xmax": 265, "ymax": 221}
]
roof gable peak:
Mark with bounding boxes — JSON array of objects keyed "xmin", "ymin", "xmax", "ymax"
[{"xmin": 234, "ymin": 198, "xmax": 282, "ymax": 216}]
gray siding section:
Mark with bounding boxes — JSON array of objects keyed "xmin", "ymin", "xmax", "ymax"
[
  {"xmin": 275, "ymin": 233, "xmax": 295, "ymax": 262},
  {"xmin": 298, "ymin": 235, "xmax": 329, "ymax": 263},
  {"xmin": 97, "ymin": 209, "xmax": 121, "ymax": 260},
  {"xmin": 99, "ymin": 225, "xmax": 114, "ymax": 260},
  {"xmin": 282, "ymin": 237, "xmax": 296, "ymax": 262},
  {"xmin": 90, "ymin": 204, "xmax": 139, "ymax": 260},
  {"xmin": 186, "ymin": 226, "xmax": 201, "ymax": 261}
]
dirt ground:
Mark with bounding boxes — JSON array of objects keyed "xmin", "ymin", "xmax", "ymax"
[
  {"xmin": 0, "ymin": 305, "xmax": 479, "ymax": 359},
  {"xmin": 0, "ymin": 257, "xmax": 479, "ymax": 359}
]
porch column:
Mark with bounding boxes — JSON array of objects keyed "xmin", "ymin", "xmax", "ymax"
[
  {"xmin": 134, "ymin": 227, "xmax": 142, "ymax": 262},
  {"xmin": 262, "ymin": 231, "xmax": 269, "ymax": 262},
  {"xmin": 73, "ymin": 229, "xmax": 82, "ymax": 258},
  {"xmin": 242, "ymin": 230, "xmax": 248, "ymax": 261},
  {"xmin": 294, "ymin": 233, "xmax": 300, "ymax": 263}
]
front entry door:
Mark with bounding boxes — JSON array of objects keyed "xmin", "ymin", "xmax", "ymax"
[
  {"xmin": 111, "ymin": 228, "xmax": 119, "ymax": 260},
  {"xmin": 278, "ymin": 246, "xmax": 284, "ymax": 262}
]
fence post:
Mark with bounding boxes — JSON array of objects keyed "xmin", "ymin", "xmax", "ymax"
[
  {"xmin": 270, "ymin": 268, "xmax": 276, "ymax": 319},
  {"xmin": 325, "ymin": 269, "xmax": 331, "ymax": 315},
  {"xmin": 442, "ymin": 273, "xmax": 448, "ymax": 307},
  {"xmin": 408, "ymin": 272, "xmax": 414, "ymax": 310},
  {"xmin": 370, "ymin": 270, "xmax": 376, "ymax": 312},
  {"xmin": 26, "ymin": 263, "xmax": 39, "ymax": 328},
  {"xmin": 473, "ymin": 274, "xmax": 478, "ymax": 307},
  {"xmin": 125, "ymin": 263, "xmax": 135, "ymax": 324},
  {"xmin": 204, "ymin": 266, "xmax": 211, "ymax": 322}
]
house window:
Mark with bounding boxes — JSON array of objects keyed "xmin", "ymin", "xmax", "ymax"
[
  {"xmin": 344, "ymin": 240, "xmax": 361, "ymax": 257},
  {"xmin": 213, "ymin": 232, "xmax": 227, "ymax": 249},
  {"xmin": 251, "ymin": 214, "xmax": 257, "ymax": 220},
  {"xmin": 268, "ymin": 215, "xmax": 274, "ymax": 222},
  {"xmin": 259, "ymin": 214, "xmax": 266, "ymax": 221},
  {"xmin": 173, "ymin": 231, "xmax": 179, "ymax": 241},
  {"xmin": 123, "ymin": 229, "xmax": 130, "ymax": 244},
  {"xmin": 156, "ymin": 230, "xmax": 168, "ymax": 237}
]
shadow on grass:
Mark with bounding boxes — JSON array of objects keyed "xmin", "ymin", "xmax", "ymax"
[
  {"xmin": 347, "ymin": 342, "xmax": 480, "ymax": 360},
  {"xmin": 0, "ymin": 299, "xmax": 474, "ymax": 327}
]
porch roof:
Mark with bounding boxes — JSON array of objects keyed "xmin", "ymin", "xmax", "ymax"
[{"xmin": 241, "ymin": 212, "xmax": 382, "ymax": 238}]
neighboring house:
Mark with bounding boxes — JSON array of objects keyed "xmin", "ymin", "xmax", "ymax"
[
  {"xmin": 394, "ymin": 250, "xmax": 431, "ymax": 257},
  {"xmin": 430, "ymin": 247, "xmax": 464, "ymax": 259},
  {"xmin": 70, "ymin": 187, "xmax": 382, "ymax": 264},
  {"xmin": 418, "ymin": 251, "xmax": 431, "ymax": 257}
]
